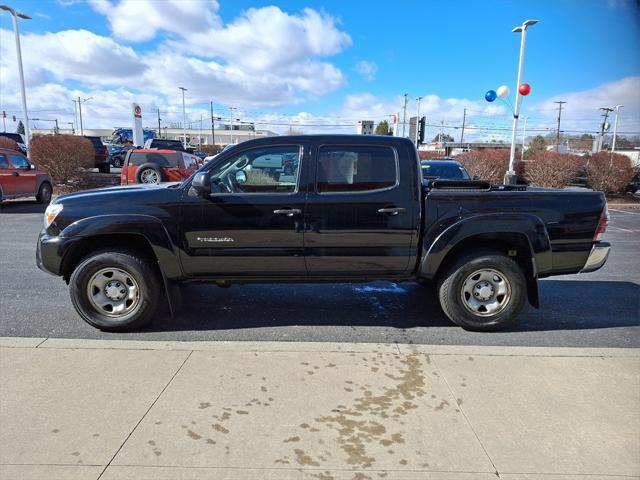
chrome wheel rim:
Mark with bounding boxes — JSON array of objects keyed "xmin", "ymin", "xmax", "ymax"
[
  {"xmin": 86, "ymin": 267, "xmax": 141, "ymax": 318},
  {"xmin": 140, "ymin": 169, "xmax": 159, "ymax": 184},
  {"xmin": 461, "ymin": 268, "xmax": 511, "ymax": 317}
]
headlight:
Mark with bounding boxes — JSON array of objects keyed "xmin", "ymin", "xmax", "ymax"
[{"xmin": 44, "ymin": 204, "xmax": 63, "ymax": 228}]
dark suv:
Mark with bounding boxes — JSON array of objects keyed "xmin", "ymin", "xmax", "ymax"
[
  {"xmin": 0, "ymin": 132, "xmax": 27, "ymax": 155},
  {"xmin": 83, "ymin": 136, "xmax": 110, "ymax": 173}
]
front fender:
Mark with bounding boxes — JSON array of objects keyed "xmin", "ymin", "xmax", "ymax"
[
  {"xmin": 61, "ymin": 214, "xmax": 182, "ymax": 279},
  {"xmin": 419, "ymin": 213, "xmax": 553, "ymax": 279}
]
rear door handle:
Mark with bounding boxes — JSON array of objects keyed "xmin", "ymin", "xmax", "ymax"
[
  {"xmin": 273, "ymin": 208, "xmax": 302, "ymax": 217},
  {"xmin": 378, "ymin": 207, "xmax": 406, "ymax": 216}
]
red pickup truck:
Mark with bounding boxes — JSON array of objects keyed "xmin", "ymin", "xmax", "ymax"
[{"xmin": 0, "ymin": 147, "xmax": 53, "ymax": 204}]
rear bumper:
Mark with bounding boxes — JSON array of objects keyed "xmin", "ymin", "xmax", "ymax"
[{"xmin": 580, "ymin": 242, "xmax": 611, "ymax": 273}]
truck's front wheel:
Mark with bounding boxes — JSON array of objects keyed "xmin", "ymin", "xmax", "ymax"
[
  {"xmin": 438, "ymin": 250, "xmax": 526, "ymax": 331},
  {"xmin": 69, "ymin": 249, "xmax": 162, "ymax": 331}
]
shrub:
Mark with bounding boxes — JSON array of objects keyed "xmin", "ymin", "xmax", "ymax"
[
  {"xmin": 586, "ymin": 152, "xmax": 635, "ymax": 194},
  {"xmin": 199, "ymin": 144, "xmax": 224, "ymax": 156},
  {"xmin": 0, "ymin": 137, "xmax": 18, "ymax": 150},
  {"xmin": 523, "ymin": 152, "xmax": 583, "ymax": 188},
  {"xmin": 29, "ymin": 134, "xmax": 94, "ymax": 184},
  {"xmin": 456, "ymin": 149, "xmax": 515, "ymax": 184}
]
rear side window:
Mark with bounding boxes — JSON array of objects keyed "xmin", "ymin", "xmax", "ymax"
[
  {"xmin": 181, "ymin": 153, "xmax": 198, "ymax": 170},
  {"xmin": 128, "ymin": 152, "xmax": 178, "ymax": 167},
  {"xmin": 0, "ymin": 154, "xmax": 8, "ymax": 168},
  {"xmin": 85, "ymin": 137, "xmax": 104, "ymax": 148},
  {"xmin": 316, "ymin": 146, "xmax": 397, "ymax": 193}
]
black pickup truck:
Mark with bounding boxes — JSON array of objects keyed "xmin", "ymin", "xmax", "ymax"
[{"xmin": 37, "ymin": 135, "xmax": 610, "ymax": 332}]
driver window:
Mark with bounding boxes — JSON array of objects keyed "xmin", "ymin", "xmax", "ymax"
[
  {"xmin": 10, "ymin": 154, "xmax": 29, "ymax": 169},
  {"xmin": 208, "ymin": 145, "xmax": 301, "ymax": 194}
]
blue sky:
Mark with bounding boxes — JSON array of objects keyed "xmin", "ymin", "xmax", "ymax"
[{"xmin": 1, "ymin": 0, "xmax": 639, "ymax": 139}]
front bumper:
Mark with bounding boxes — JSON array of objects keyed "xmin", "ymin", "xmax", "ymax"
[
  {"xmin": 580, "ymin": 242, "xmax": 611, "ymax": 273},
  {"xmin": 36, "ymin": 230, "xmax": 79, "ymax": 277}
]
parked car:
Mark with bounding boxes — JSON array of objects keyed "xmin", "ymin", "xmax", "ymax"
[
  {"xmin": 120, "ymin": 149, "xmax": 199, "ymax": 185},
  {"xmin": 203, "ymin": 144, "xmax": 235, "ymax": 163},
  {"xmin": 0, "ymin": 132, "xmax": 27, "ymax": 154},
  {"xmin": 0, "ymin": 147, "xmax": 52, "ymax": 203},
  {"xmin": 37, "ymin": 135, "xmax": 610, "ymax": 332},
  {"xmin": 83, "ymin": 136, "xmax": 110, "ymax": 173},
  {"xmin": 421, "ymin": 160, "xmax": 471, "ymax": 180},
  {"xmin": 108, "ymin": 146, "xmax": 133, "ymax": 168},
  {"xmin": 143, "ymin": 138, "xmax": 186, "ymax": 151}
]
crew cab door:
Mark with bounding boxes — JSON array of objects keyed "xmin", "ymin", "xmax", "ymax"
[
  {"xmin": 305, "ymin": 142, "xmax": 420, "ymax": 275},
  {"xmin": 179, "ymin": 143, "xmax": 308, "ymax": 276},
  {"xmin": 0, "ymin": 153, "xmax": 15, "ymax": 195},
  {"xmin": 8, "ymin": 153, "xmax": 37, "ymax": 196}
]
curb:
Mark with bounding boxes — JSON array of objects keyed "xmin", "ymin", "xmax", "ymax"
[{"xmin": 1, "ymin": 337, "xmax": 638, "ymax": 357}]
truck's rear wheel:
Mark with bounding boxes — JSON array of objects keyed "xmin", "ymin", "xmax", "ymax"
[
  {"xmin": 437, "ymin": 249, "xmax": 526, "ymax": 331},
  {"xmin": 69, "ymin": 249, "xmax": 161, "ymax": 331}
]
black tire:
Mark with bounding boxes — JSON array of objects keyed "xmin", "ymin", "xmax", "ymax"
[
  {"xmin": 36, "ymin": 182, "xmax": 52, "ymax": 204},
  {"xmin": 113, "ymin": 158, "xmax": 122, "ymax": 168},
  {"xmin": 98, "ymin": 163, "xmax": 110, "ymax": 174},
  {"xmin": 69, "ymin": 249, "xmax": 162, "ymax": 332},
  {"xmin": 136, "ymin": 163, "xmax": 163, "ymax": 184},
  {"xmin": 437, "ymin": 249, "xmax": 526, "ymax": 332}
]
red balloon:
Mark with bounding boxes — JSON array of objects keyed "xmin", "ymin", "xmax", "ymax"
[{"xmin": 519, "ymin": 83, "xmax": 532, "ymax": 96}]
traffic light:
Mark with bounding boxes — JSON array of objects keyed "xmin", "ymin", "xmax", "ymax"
[{"xmin": 418, "ymin": 116, "xmax": 426, "ymax": 144}]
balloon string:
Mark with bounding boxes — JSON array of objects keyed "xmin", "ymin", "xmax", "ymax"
[{"xmin": 501, "ymin": 97, "xmax": 515, "ymax": 115}]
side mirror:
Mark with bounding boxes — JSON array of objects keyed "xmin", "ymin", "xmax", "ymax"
[
  {"xmin": 235, "ymin": 170, "xmax": 247, "ymax": 184},
  {"xmin": 30, "ymin": 164, "xmax": 36, "ymax": 170},
  {"xmin": 191, "ymin": 172, "xmax": 211, "ymax": 196},
  {"xmin": 472, "ymin": 175, "xmax": 480, "ymax": 181}
]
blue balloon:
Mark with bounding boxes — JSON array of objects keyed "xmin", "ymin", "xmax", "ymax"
[{"xmin": 485, "ymin": 90, "xmax": 497, "ymax": 102}]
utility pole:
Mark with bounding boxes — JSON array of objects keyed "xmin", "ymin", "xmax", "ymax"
[
  {"xmin": 210, "ymin": 101, "xmax": 215, "ymax": 146},
  {"xmin": 1, "ymin": 110, "xmax": 6, "ymax": 132},
  {"xmin": 72, "ymin": 100, "xmax": 78, "ymax": 134},
  {"xmin": 460, "ymin": 108, "xmax": 467, "ymax": 145},
  {"xmin": 401, "ymin": 94, "xmax": 408, "ymax": 137},
  {"xmin": 414, "ymin": 96, "xmax": 423, "ymax": 146},
  {"xmin": 521, "ymin": 116, "xmax": 527, "ymax": 161},
  {"xmin": 611, "ymin": 105, "xmax": 623, "ymax": 152},
  {"xmin": 67, "ymin": 122, "xmax": 74, "ymax": 134},
  {"xmin": 554, "ymin": 101, "xmax": 566, "ymax": 151},
  {"xmin": 78, "ymin": 96, "xmax": 83, "ymax": 136},
  {"xmin": 157, "ymin": 108, "xmax": 161, "ymax": 138},
  {"xmin": 599, "ymin": 107, "xmax": 613, "ymax": 152},
  {"xmin": 228, "ymin": 106, "xmax": 237, "ymax": 144}
]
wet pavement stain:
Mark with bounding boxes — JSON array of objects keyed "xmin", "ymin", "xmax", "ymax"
[
  {"xmin": 293, "ymin": 448, "xmax": 320, "ymax": 466},
  {"xmin": 71, "ymin": 451, "xmax": 80, "ymax": 457},
  {"xmin": 199, "ymin": 402, "xmax": 212, "ymax": 409},
  {"xmin": 51, "ymin": 429, "xmax": 59, "ymax": 434},
  {"xmin": 309, "ymin": 471, "xmax": 334, "ymax": 480},
  {"xmin": 236, "ymin": 410, "xmax": 249, "ymax": 415},
  {"xmin": 187, "ymin": 430, "xmax": 202, "ymax": 440},
  {"xmin": 284, "ymin": 436, "xmax": 300, "ymax": 443},
  {"xmin": 212, "ymin": 423, "xmax": 230, "ymax": 434},
  {"xmin": 206, "ymin": 438, "xmax": 216, "ymax": 445},
  {"xmin": 435, "ymin": 399, "xmax": 449, "ymax": 411}
]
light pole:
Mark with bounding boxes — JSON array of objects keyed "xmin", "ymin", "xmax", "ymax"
[
  {"xmin": 67, "ymin": 122, "xmax": 74, "ymax": 134},
  {"xmin": 228, "ymin": 106, "xmax": 237, "ymax": 144},
  {"xmin": 414, "ymin": 96, "xmax": 423, "ymax": 146},
  {"xmin": 611, "ymin": 105, "xmax": 623, "ymax": 152},
  {"xmin": 74, "ymin": 97, "xmax": 91, "ymax": 136},
  {"xmin": 179, "ymin": 87, "xmax": 187, "ymax": 147},
  {"xmin": 32, "ymin": 118, "xmax": 59, "ymax": 133},
  {"xmin": 401, "ymin": 94, "xmax": 408, "ymax": 137},
  {"xmin": 506, "ymin": 19, "xmax": 538, "ymax": 184},
  {"xmin": 1, "ymin": 5, "xmax": 31, "ymax": 149}
]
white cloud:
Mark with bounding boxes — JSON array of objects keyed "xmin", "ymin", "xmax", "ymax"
[
  {"xmin": 354, "ymin": 60, "xmax": 378, "ymax": 81},
  {"xmin": 89, "ymin": 0, "xmax": 221, "ymax": 42},
  {"xmin": 527, "ymin": 76, "xmax": 640, "ymax": 134}
]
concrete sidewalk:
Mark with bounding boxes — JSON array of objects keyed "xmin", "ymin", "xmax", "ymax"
[{"xmin": 0, "ymin": 338, "xmax": 638, "ymax": 480}]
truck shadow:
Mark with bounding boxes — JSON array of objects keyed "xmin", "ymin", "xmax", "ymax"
[
  {"xmin": 148, "ymin": 279, "xmax": 639, "ymax": 333},
  {"xmin": 0, "ymin": 200, "xmax": 47, "ymax": 214}
]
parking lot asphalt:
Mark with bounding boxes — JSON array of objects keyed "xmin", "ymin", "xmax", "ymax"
[{"xmin": 1, "ymin": 200, "xmax": 638, "ymax": 347}]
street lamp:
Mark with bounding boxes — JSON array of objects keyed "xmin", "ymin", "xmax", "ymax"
[
  {"xmin": 1, "ymin": 4, "xmax": 31, "ymax": 150},
  {"xmin": 506, "ymin": 19, "xmax": 538, "ymax": 185},
  {"xmin": 179, "ymin": 87, "xmax": 187, "ymax": 147},
  {"xmin": 611, "ymin": 105, "xmax": 623, "ymax": 152}
]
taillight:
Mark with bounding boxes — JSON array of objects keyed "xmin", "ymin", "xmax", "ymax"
[
  {"xmin": 103, "ymin": 147, "xmax": 108, "ymax": 156},
  {"xmin": 593, "ymin": 204, "xmax": 609, "ymax": 242}
]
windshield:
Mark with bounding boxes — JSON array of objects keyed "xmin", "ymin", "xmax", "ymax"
[{"xmin": 421, "ymin": 163, "xmax": 470, "ymax": 180}]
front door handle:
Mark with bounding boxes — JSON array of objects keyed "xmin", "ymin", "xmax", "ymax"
[
  {"xmin": 273, "ymin": 208, "xmax": 302, "ymax": 217},
  {"xmin": 378, "ymin": 207, "xmax": 406, "ymax": 216},
  {"xmin": 12, "ymin": 171, "xmax": 19, "ymax": 176}
]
